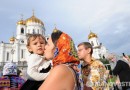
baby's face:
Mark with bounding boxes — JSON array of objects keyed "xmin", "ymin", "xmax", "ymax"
[{"xmin": 28, "ymin": 37, "xmax": 46, "ymax": 55}]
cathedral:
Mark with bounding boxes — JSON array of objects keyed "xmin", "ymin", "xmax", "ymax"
[
  {"xmin": 0, "ymin": 12, "xmax": 46, "ymax": 64},
  {"xmin": 88, "ymin": 31, "xmax": 108, "ymax": 59},
  {"xmin": 0, "ymin": 12, "xmax": 108, "ymax": 64}
]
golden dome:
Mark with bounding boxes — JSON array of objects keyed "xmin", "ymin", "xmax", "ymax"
[
  {"xmin": 10, "ymin": 36, "xmax": 15, "ymax": 42},
  {"xmin": 88, "ymin": 31, "xmax": 98, "ymax": 39},
  {"xmin": 26, "ymin": 15, "xmax": 44, "ymax": 25},
  {"xmin": 17, "ymin": 20, "xmax": 25, "ymax": 25}
]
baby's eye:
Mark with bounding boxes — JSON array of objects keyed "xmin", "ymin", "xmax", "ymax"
[{"xmin": 34, "ymin": 42, "xmax": 37, "ymax": 45}]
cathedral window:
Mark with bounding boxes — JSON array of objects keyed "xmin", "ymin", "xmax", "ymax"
[
  {"xmin": 96, "ymin": 40, "xmax": 98, "ymax": 45},
  {"xmin": 6, "ymin": 52, "xmax": 9, "ymax": 61},
  {"xmin": 33, "ymin": 29, "xmax": 35, "ymax": 34},
  {"xmin": 91, "ymin": 41, "xmax": 94, "ymax": 46},
  {"xmin": 21, "ymin": 49, "xmax": 25, "ymax": 59},
  {"xmin": 21, "ymin": 28, "xmax": 24, "ymax": 34},
  {"xmin": 38, "ymin": 29, "xmax": 39, "ymax": 34},
  {"xmin": 21, "ymin": 40, "xmax": 24, "ymax": 43}
]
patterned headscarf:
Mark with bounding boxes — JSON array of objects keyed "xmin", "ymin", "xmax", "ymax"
[
  {"xmin": 52, "ymin": 32, "xmax": 79, "ymax": 67},
  {"xmin": 0, "ymin": 62, "xmax": 25, "ymax": 89},
  {"xmin": 3, "ymin": 62, "xmax": 17, "ymax": 76}
]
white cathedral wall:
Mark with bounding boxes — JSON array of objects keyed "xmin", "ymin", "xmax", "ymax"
[
  {"xmin": 26, "ymin": 22, "xmax": 45, "ymax": 35},
  {"xmin": 100, "ymin": 45, "xmax": 108, "ymax": 58},
  {"xmin": 92, "ymin": 48, "xmax": 101, "ymax": 59},
  {"xmin": 0, "ymin": 42, "xmax": 30, "ymax": 63},
  {"xmin": 89, "ymin": 38, "xmax": 100, "ymax": 47},
  {"xmin": 13, "ymin": 43, "xmax": 29, "ymax": 62},
  {"xmin": 0, "ymin": 43, "xmax": 14, "ymax": 62},
  {"xmin": 16, "ymin": 25, "xmax": 26, "ymax": 35}
]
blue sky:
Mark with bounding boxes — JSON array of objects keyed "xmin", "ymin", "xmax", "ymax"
[{"xmin": 0, "ymin": 0, "xmax": 130, "ymax": 55}]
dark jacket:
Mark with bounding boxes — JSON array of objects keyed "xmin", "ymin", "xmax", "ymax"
[{"xmin": 110, "ymin": 60, "xmax": 130, "ymax": 90}]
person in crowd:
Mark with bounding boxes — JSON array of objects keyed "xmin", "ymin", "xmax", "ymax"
[
  {"xmin": 0, "ymin": 62, "xmax": 25, "ymax": 90},
  {"xmin": 20, "ymin": 34, "xmax": 51, "ymax": 90},
  {"xmin": 0, "ymin": 69, "xmax": 2, "ymax": 77},
  {"xmin": 39, "ymin": 29, "xmax": 83, "ymax": 90},
  {"xmin": 106, "ymin": 53, "xmax": 130, "ymax": 90},
  {"xmin": 123, "ymin": 54, "xmax": 130, "ymax": 65},
  {"xmin": 77, "ymin": 42, "xmax": 107, "ymax": 90}
]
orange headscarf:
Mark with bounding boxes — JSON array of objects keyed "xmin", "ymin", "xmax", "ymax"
[{"xmin": 53, "ymin": 32, "xmax": 79, "ymax": 67}]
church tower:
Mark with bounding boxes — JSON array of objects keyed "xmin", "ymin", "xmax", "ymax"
[
  {"xmin": 16, "ymin": 15, "xmax": 26, "ymax": 43},
  {"xmin": 26, "ymin": 11, "xmax": 45, "ymax": 36},
  {"xmin": 88, "ymin": 31, "xmax": 101, "ymax": 59}
]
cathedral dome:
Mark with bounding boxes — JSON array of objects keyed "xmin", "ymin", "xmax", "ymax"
[
  {"xmin": 88, "ymin": 31, "xmax": 98, "ymax": 39},
  {"xmin": 10, "ymin": 36, "xmax": 15, "ymax": 42},
  {"xmin": 26, "ymin": 15, "xmax": 44, "ymax": 25},
  {"xmin": 17, "ymin": 20, "xmax": 25, "ymax": 25}
]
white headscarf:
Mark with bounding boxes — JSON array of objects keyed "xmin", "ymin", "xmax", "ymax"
[{"xmin": 3, "ymin": 62, "xmax": 17, "ymax": 76}]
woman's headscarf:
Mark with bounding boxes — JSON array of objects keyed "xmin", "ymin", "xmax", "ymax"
[
  {"xmin": 0, "ymin": 62, "xmax": 25, "ymax": 89},
  {"xmin": 52, "ymin": 31, "xmax": 79, "ymax": 67}
]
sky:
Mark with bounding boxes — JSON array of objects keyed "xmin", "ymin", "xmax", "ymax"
[{"xmin": 0, "ymin": 0, "xmax": 130, "ymax": 55}]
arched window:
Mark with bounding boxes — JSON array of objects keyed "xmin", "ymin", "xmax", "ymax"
[
  {"xmin": 33, "ymin": 29, "xmax": 35, "ymax": 34},
  {"xmin": 38, "ymin": 29, "xmax": 39, "ymax": 34},
  {"xmin": 21, "ymin": 28, "xmax": 24, "ymax": 34},
  {"xmin": 91, "ymin": 41, "xmax": 94, "ymax": 46},
  {"xmin": 21, "ymin": 49, "xmax": 25, "ymax": 59},
  {"xmin": 7, "ymin": 52, "xmax": 9, "ymax": 61},
  {"xmin": 96, "ymin": 40, "xmax": 98, "ymax": 45}
]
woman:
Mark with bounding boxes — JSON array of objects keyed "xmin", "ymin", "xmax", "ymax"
[
  {"xmin": 39, "ymin": 29, "xmax": 83, "ymax": 90},
  {"xmin": 0, "ymin": 62, "xmax": 25, "ymax": 90}
]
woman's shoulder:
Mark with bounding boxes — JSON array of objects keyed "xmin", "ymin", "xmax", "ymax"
[
  {"xmin": 51, "ymin": 64, "xmax": 71, "ymax": 74},
  {"xmin": 45, "ymin": 65, "xmax": 73, "ymax": 83},
  {"xmin": 39, "ymin": 64, "xmax": 75, "ymax": 90}
]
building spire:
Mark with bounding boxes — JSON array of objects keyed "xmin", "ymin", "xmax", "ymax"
[
  {"xmin": 89, "ymin": 26, "xmax": 92, "ymax": 33},
  {"xmin": 54, "ymin": 24, "xmax": 57, "ymax": 29},
  {"xmin": 21, "ymin": 14, "xmax": 23, "ymax": 20},
  {"xmin": 32, "ymin": 9, "xmax": 35, "ymax": 16},
  {"xmin": 13, "ymin": 32, "xmax": 14, "ymax": 37}
]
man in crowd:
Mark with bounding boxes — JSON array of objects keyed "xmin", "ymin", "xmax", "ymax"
[{"xmin": 77, "ymin": 42, "xmax": 108, "ymax": 90}]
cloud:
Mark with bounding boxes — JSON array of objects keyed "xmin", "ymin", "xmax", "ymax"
[{"xmin": 0, "ymin": 0, "xmax": 130, "ymax": 55}]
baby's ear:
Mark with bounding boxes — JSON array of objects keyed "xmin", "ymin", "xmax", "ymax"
[{"xmin": 27, "ymin": 46, "xmax": 33, "ymax": 53}]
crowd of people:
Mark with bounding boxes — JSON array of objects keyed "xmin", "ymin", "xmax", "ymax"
[{"xmin": 0, "ymin": 29, "xmax": 130, "ymax": 90}]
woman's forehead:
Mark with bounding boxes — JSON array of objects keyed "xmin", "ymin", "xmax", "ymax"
[{"xmin": 47, "ymin": 37, "xmax": 52, "ymax": 42}]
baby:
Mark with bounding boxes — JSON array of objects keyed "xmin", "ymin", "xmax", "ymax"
[{"xmin": 20, "ymin": 34, "xmax": 51, "ymax": 90}]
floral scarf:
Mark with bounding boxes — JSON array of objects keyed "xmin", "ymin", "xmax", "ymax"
[{"xmin": 52, "ymin": 32, "xmax": 79, "ymax": 67}]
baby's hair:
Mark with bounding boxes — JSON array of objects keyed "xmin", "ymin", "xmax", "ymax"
[{"xmin": 27, "ymin": 34, "xmax": 46, "ymax": 54}]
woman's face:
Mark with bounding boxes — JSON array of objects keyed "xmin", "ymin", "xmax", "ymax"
[{"xmin": 44, "ymin": 37, "xmax": 55, "ymax": 60}]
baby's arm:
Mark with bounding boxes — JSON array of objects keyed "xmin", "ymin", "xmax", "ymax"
[{"xmin": 27, "ymin": 54, "xmax": 51, "ymax": 81}]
